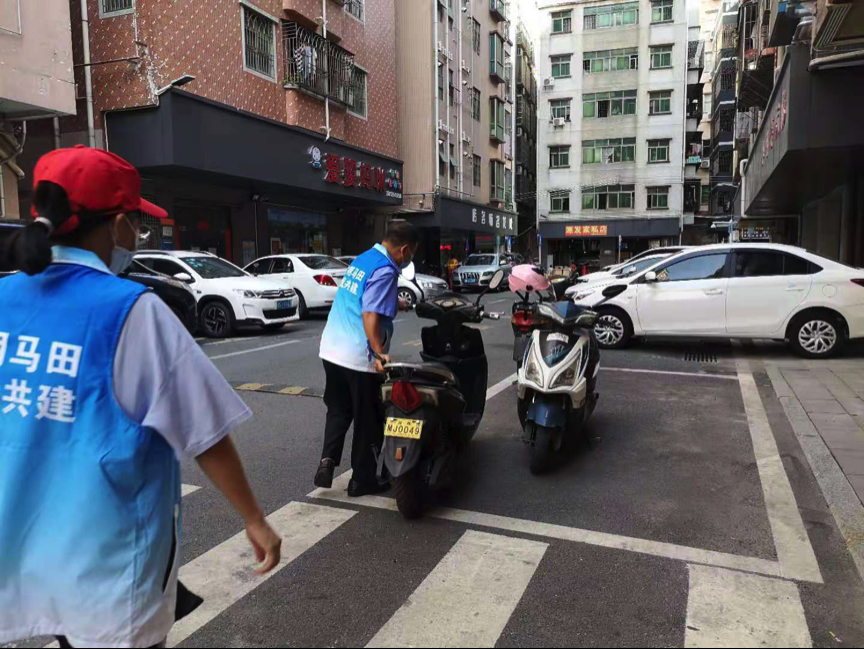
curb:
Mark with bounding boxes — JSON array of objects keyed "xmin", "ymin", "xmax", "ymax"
[{"xmin": 230, "ymin": 382, "xmax": 324, "ymax": 399}]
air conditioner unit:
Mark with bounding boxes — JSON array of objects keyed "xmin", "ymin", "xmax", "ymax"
[
  {"xmin": 462, "ymin": 60, "xmax": 471, "ymax": 73},
  {"xmin": 543, "ymin": 78, "xmax": 555, "ymax": 88},
  {"xmin": 466, "ymin": 136, "xmax": 472, "ymax": 145},
  {"xmin": 437, "ymin": 41, "xmax": 444, "ymax": 53},
  {"xmin": 438, "ymin": 119, "xmax": 446, "ymax": 131},
  {"xmin": 701, "ymin": 159, "xmax": 710, "ymax": 169},
  {"xmin": 552, "ymin": 117, "xmax": 566, "ymax": 128}
]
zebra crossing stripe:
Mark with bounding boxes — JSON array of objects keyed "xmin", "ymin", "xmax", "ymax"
[
  {"xmin": 367, "ymin": 530, "xmax": 548, "ymax": 648},
  {"xmin": 167, "ymin": 502, "xmax": 355, "ymax": 647}
]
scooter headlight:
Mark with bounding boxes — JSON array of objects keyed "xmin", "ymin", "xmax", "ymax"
[
  {"xmin": 550, "ymin": 349, "xmax": 584, "ymax": 389},
  {"xmin": 525, "ymin": 349, "xmax": 543, "ymax": 386}
]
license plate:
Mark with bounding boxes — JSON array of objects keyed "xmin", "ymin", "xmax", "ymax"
[
  {"xmin": 278, "ymin": 300, "xmax": 293, "ymax": 310},
  {"xmin": 465, "ymin": 277, "xmax": 477, "ymax": 284},
  {"xmin": 385, "ymin": 417, "xmax": 424, "ymax": 440}
]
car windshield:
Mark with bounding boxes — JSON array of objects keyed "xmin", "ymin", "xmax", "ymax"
[
  {"xmin": 614, "ymin": 255, "xmax": 671, "ymax": 277},
  {"xmin": 465, "ymin": 255, "xmax": 496, "ymax": 266},
  {"xmin": 298, "ymin": 256, "xmax": 347, "ymax": 270},
  {"xmin": 182, "ymin": 256, "xmax": 248, "ymax": 279}
]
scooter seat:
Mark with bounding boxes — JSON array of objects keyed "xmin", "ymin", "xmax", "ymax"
[{"xmin": 384, "ymin": 362, "xmax": 458, "ymax": 385}]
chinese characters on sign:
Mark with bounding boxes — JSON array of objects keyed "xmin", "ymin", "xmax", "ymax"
[
  {"xmin": 309, "ymin": 146, "xmax": 402, "ymax": 199},
  {"xmin": 470, "ymin": 208, "xmax": 516, "ymax": 233},
  {"xmin": 341, "ymin": 266, "xmax": 367, "ymax": 296},
  {"xmin": 761, "ymin": 90, "xmax": 788, "ymax": 167},
  {"xmin": 0, "ymin": 333, "xmax": 81, "ymax": 423},
  {"xmin": 565, "ymin": 225, "xmax": 609, "ymax": 237}
]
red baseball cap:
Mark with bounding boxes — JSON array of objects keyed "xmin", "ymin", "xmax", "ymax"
[{"xmin": 31, "ymin": 145, "xmax": 167, "ymax": 236}]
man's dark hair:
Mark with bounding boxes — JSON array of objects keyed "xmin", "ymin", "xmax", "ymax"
[{"xmin": 384, "ymin": 219, "xmax": 420, "ymax": 248}]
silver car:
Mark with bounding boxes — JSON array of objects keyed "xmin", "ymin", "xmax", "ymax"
[{"xmin": 452, "ymin": 254, "xmax": 513, "ymax": 292}]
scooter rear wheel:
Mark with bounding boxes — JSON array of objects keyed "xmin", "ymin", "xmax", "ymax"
[
  {"xmin": 394, "ymin": 471, "xmax": 424, "ymax": 519},
  {"xmin": 530, "ymin": 425, "xmax": 557, "ymax": 475}
]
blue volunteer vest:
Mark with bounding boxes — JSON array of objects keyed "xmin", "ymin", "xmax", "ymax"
[
  {"xmin": 0, "ymin": 263, "xmax": 180, "ymax": 647},
  {"xmin": 319, "ymin": 244, "xmax": 401, "ymax": 373}
]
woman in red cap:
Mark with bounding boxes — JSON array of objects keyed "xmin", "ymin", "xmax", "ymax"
[{"xmin": 0, "ymin": 146, "xmax": 281, "ymax": 649}]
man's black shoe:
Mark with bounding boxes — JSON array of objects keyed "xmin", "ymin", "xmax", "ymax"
[
  {"xmin": 314, "ymin": 458, "xmax": 336, "ymax": 489},
  {"xmin": 347, "ymin": 479, "xmax": 391, "ymax": 498}
]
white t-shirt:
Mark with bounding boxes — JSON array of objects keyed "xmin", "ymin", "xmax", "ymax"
[{"xmin": 114, "ymin": 293, "xmax": 251, "ymax": 460}]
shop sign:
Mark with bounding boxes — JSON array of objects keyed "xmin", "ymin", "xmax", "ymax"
[
  {"xmin": 565, "ymin": 224, "xmax": 609, "ymax": 237},
  {"xmin": 309, "ymin": 146, "xmax": 403, "ymax": 199},
  {"xmin": 761, "ymin": 90, "xmax": 788, "ymax": 167},
  {"xmin": 471, "ymin": 208, "xmax": 516, "ymax": 233},
  {"xmin": 740, "ymin": 226, "xmax": 770, "ymax": 241}
]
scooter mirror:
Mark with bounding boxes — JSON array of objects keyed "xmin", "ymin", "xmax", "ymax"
[
  {"xmin": 489, "ymin": 269, "xmax": 506, "ymax": 291},
  {"xmin": 402, "ymin": 262, "xmax": 416, "ymax": 282},
  {"xmin": 602, "ymin": 284, "xmax": 628, "ymax": 299}
]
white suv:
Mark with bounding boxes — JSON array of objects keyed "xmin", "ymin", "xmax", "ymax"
[{"xmin": 135, "ymin": 251, "xmax": 297, "ymax": 338}]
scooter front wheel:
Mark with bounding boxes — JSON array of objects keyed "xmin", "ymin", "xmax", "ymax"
[
  {"xmin": 530, "ymin": 425, "xmax": 557, "ymax": 475},
  {"xmin": 394, "ymin": 471, "xmax": 424, "ymax": 519}
]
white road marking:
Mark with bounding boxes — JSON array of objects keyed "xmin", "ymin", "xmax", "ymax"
[
  {"xmin": 209, "ymin": 340, "xmax": 301, "ymax": 361},
  {"xmin": 487, "ymin": 298, "xmax": 509, "ymax": 304},
  {"xmin": 685, "ymin": 564, "xmax": 811, "ymax": 648},
  {"xmin": 199, "ymin": 335, "xmax": 266, "ymax": 347},
  {"xmin": 737, "ymin": 369, "xmax": 823, "ymax": 583},
  {"xmin": 181, "ymin": 484, "xmax": 201, "ymax": 497},
  {"xmin": 167, "ymin": 502, "xmax": 355, "ymax": 647},
  {"xmin": 486, "ymin": 373, "xmax": 518, "ymax": 400},
  {"xmin": 309, "ymin": 471, "xmax": 786, "ymax": 581},
  {"xmin": 367, "ymin": 530, "xmax": 547, "ymax": 649},
  {"xmin": 600, "ymin": 366, "xmax": 739, "ymax": 381}
]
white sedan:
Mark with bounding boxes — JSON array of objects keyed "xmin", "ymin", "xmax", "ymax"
[
  {"xmin": 245, "ymin": 254, "xmax": 348, "ymax": 319},
  {"xmin": 566, "ymin": 253, "xmax": 673, "ymax": 296},
  {"xmin": 574, "ymin": 243, "xmax": 864, "ymax": 359}
]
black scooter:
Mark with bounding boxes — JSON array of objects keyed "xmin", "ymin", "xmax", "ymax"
[{"xmin": 375, "ymin": 265, "xmax": 505, "ymax": 518}]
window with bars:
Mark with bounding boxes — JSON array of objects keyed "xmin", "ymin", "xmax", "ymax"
[
  {"xmin": 490, "ymin": 97, "xmax": 506, "ymax": 141},
  {"xmin": 345, "ymin": 0, "xmax": 365, "ymax": 22},
  {"xmin": 649, "ymin": 90, "xmax": 673, "ymax": 114},
  {"xmin": 438, "ymin": 65, "xmax": 444, "ymax": 99},
  {"xmin": 719, "ymin": 65, "xmax": 737, "ymax": 91},
  {"xmin": 471, "ymin": 87, "xmax": 481, "ymax": 121},
  {"xmin": 549, "ymin": 146, "xmax": 570, "ymax": 169},
  {"xmin": 347, "ymin": 68, "xmax": 367, "ymax": 118},
  {"xmin": 582, "ymin": 184, "xmax": 635, "ymax": 210},
  {"xmin": 648, "ymin": 139, "xmax": 671, "ymax": 163},
  {"xmin": 583, "ymin": 48, "xmax": 638, "ymax": 74},
  {"xmin": 284, "ymin": 22, "xmax": 354, "ymax": 100},
  {"xmin": 701, "ymin": 185, "xmax": 711, "ymax": 204},
  {"xmin": 651, "ymin": 0, "xmax": 673, "ymax": 23},
  {"xmin": 716, "ymin": 150, "xmax": 734, "ymax": 175},
  {"xmin": 551, "ymin": 191, "xmax": 571, "ymax": 213},
  {"xmin": 449, "ymin": 70, "xmax": 455, "ymax": 107},
  {"xmin": 244, "ymin": 7, "xmax": 276, "ymax": 79},
  {"xmin": 583, "ymin": 90, "xmax": 637, "ymax": 118},
  {"xmin": 552, "ymin": 10, "xmax": 572, "ymax": 34},
  {"xmin": 491, "ymin": 160, "xmax": 506, "ymax": 202},
  {"xmin": 101, "ymin": 0, "xmax": 134, "ymax": 16},
  {"xmin": 651, "ymin": 45, "xmax": 673, "ymax": 69},
  {"xmin": 473, "ymin": 155, "xmax": 482, "ymax": 187},
  {"xmin": 647, "ymin": 186, "xmax": 670, "ymax": 209},
  {"xmin": 582, "ymin": 138, "xmax": 636, "ymax": 164},
  {"xmin": 472, "ymin": 19, "xmax": 482, "ymax": 54},
  {"xmin": 550, "ymin": 99, "xmax": 571, "ymax": 121},
  {"xmin": 584, "ymin": 2, "xmax": 639, "ymax": 30},
  {"xmin": 551, "ymin": 54, "xmax": 572, "ymax": 78}
]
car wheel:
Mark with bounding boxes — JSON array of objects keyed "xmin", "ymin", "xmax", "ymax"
[
  {"xmin": 296, "ymin": 291, "xmax": 309, "ymax": 320},
  {"xmin": 790, "ymin": 312, "xmax": 846, "ymax": 359},
  {"xmin": 200, "ymin": 301, "xmax": 235, "ymax": 338},
  {"xmin": 594, "ymin": 308, "xmax": 633, "ymax": 349},
  {"xmin": 398, "ymin": 287, "xmax": 416, "ymax": 308}
]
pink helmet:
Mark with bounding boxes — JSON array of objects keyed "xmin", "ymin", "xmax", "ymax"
[{"xmin": 509, "ymin": 264, "xmax": 551, "ymax": 293}]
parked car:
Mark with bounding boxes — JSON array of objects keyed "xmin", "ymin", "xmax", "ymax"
[
  {"xmin": 567, "ymin": 253, "xmax": 674, "ymax": 291},
  {"xmin": 452, "ymin": 253, "xmax": 513, "ymax": 292},
  {"xmin": 135, "ymin": 250, "xmax": 297, "ymax": 337},
  {"xmin": 120, "ymin": 260, "xmax": 199, "ymax": 333},
  {"xmin": 337, "ymin": 255, "xmax": 449, "ymax": 307},
  {"xmin": 573, "ymin": 244, "xmax": 864, "ymax": 358},
  {"xmin": 245, "ymin": 254, "xmax": 349, "ymax": 319}
]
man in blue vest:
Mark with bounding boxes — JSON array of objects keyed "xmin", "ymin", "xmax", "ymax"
[{"xmin": 316, "ymin": 221, "xmax": 419, "ymax": 497}]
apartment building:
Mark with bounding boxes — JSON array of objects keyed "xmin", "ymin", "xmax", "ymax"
[
  {"xmin": 15, "ymin": 0, "xmax": 400, "ymax": 264},
  {"xmin": 394, "ymin": 0, "xmax": 518, "ymax": 274},
  {"xmin": 536, "ymin": 0, "xmax": 689, "ymax": 270},
  {"xmin": 516, "ymin": 20, "xmax": 539, "ymax": 257},
  {"xmin": 0, "ymin": 0, "xmax": 76, "ymax": 221}
]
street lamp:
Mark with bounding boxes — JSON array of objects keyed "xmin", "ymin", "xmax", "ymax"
[{"xmin": 156, "ymin": 75, "xmax": 196, "ymax": 96}]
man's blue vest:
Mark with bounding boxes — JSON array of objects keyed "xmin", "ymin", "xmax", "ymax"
[
  {"xmin": 319, "ymin": 244, "xmax": 400, "ymax": 373},
  {"xmin": 0, "ymin": 262, "xmax": 180, "ymax": 646}
]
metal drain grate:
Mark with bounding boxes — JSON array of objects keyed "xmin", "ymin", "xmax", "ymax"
[{"xmin": 684, "ymin": 350, "xmax": 719, "ymax": 363}]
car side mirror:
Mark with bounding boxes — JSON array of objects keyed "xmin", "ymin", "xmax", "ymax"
[
  {"xmin": 602, "ymin": 284, "xmax": 628, "ymax": 299},
  {"xmin": 644, "ymin": 271, "xmax": 658, "ymax": 283},
  {"xmin": 173, "ymin": 272, "xmax": 194, "ymax": 283},
  {"xmin": 402, "ymin": 262, "xmax": 416, "ymax": 282}
]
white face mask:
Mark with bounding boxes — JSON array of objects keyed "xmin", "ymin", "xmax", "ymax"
[{"xmin": 109, "ymin": 216, "xmax": 137, "ymax": 275}]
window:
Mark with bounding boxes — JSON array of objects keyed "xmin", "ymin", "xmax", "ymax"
[
  {"xmin": 149, "ymin": 258, "xmax": 186, "ymax": 278},
  {"xmin": 651, "ymin": 45, "xmax": 673, "ymax": 69},
  {"xmin": 472, "ymin": 19, "xmax": 482, "ymax": 54},
  {"xmin": 552, "ymin": 10, "xmax": 572, "ymax": 34},
  {"xmin": 551, "ymin": 99, "xmax": 572, "ymax": 121},
  {"xmin": 551, "ymin": 55, "xmax": 572, "ymax": 78},
  {"xmin": 345, "ymin": 0, "xmax": 364, "ymax": 22},
  {"xmin": 656, "ymin": 254, "xmax": 728, "ymax": 282},
  {"xmin": 449, "ymin": 70, "xmax": 455, "ymax": 106},
  {"xmin": 583, "ymin": 90, "xmax": 637, "ymax": 118},
  {"xmin": 584, "ymin": 3, "xmax": 639, "ymax": 30},
  {"xmin": 490, "ymin": 98, "xmax": 506, "ymax": 141},
  {"xmin": 551, "ymin": 191, "xmax": 571, "ymax": 213},
  {"xmin": 582, "ymin": 184, "xmax": 635, "ymax": 210},
  {"xmin": 491, "ymin": 33, "xmax": 505, "ymax": 78},
  {"xmin": 583, "ymin": 48, "xmax": 638, "ymax": 74},
  {"xmin": 270, "ymin": 258, "xmax": 294, "ymax": 274},
  {"xmin": 243, "ymin": 6, "xmax": 276, "ymax": 80},
  {"xmin": 582, "ymin": 138, "xmax": 636, "ymax": 164},
  {"xmin": 549, "ymin": 146, "xmax": 571, "ymax": 169},
  {"xmin": 491, "ymin": 160, "xmax": 506, "ymax": 201},
  {"xmin": 701, "ymin": 185, "xmax": 711, "ymax": 204},
  {"xmin": 347, "ymin": 68, "xmax": 367, "ymax": 118},
  {"xmin": 471, "ymin": 87, "xmax": 481, "ymax": 121},
  {"xmin": 101, "ymin": 0, "xmax": 134, "ymax": 17},
  {"xmin": 647, "ymin": 186, "xmax": 670, "ymax": 209},
  {"xmin": 438, "ymin": 65, "xmax": 444, "ymax": 99},
  {"xmin": 246, "ymin": 259, "xmax": 271, "ymax": 275},
  {"xmin": 648, "ymin": 139, "xmax": 671, "ymax": 163},
  {"xmin": 734, "ymin": 252, "xmax": 815, "ymax": 277},
  {"xmin": 473, "ymin": 155, "xmax": 482, "ymax": 187},
  {"xmin": 651, "ymin": 0, "xmax": 673, "ymax": 23},
  {"xmin": 649, "ymin": 90, "xmax": 673, "ymax": 115}
]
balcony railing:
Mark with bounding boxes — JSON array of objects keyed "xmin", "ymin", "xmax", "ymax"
[
  {"xmin": 490, "ymin": 0, "xmax": 508, "ymax": 22},
  {"xmin": 283, "ymin": 22, "xmax": 355, "ymax": 104},
  {"xmin": 344, "ymin": 0, "xmax": 364, "ymax": 22}
]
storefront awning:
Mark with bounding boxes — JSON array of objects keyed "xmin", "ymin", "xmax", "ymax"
[
  {"xmin": 105, "ymin": 89, "xmax": 404, "ymax": 209},
  {"xmin": 540, "ymin": 218, "xmax": 680, "ymax": 239}
]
